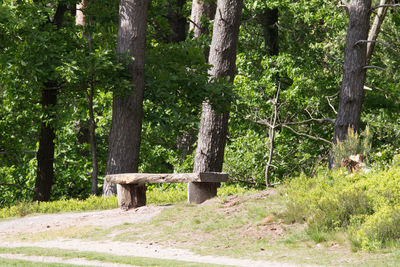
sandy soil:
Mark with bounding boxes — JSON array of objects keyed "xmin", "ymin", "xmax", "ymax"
[{"xmin": 0, "ymin": 205, "xmax": 315, "ymax": 267}]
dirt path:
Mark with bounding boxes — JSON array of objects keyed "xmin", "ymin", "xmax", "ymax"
[{"xmin": 0, "ymin": 206, "xmax": 314, "ymax": 267}]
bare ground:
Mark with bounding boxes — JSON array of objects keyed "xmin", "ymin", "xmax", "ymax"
[{"xmin": 0, "ymin": 205, "xmax": 316, "ymax": 267}]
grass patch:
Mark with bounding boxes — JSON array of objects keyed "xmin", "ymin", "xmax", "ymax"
[
  {"xmin": 0, "ymin": 246, "xmax": 228, "ymax": 267},
  {"xmin": 0, "ymin": 196, "xmax": 118, "ymax": 219},
  {"xmin": 0, "ymin": 184, "xmax": 255, "ymax": 220},
  {"xmin": 0, "ymin": 257, "xmax": 90, "ymax": 267}
]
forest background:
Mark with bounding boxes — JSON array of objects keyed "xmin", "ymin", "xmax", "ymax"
[{"xmin": 1, "ymin": 0, "xmax": 400, "ymax": 207}]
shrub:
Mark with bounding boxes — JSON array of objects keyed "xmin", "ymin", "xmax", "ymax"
[
  {"xmin": 332, "ymin": 126, "xmax": 371, "ymax": 168},
  {"xmin": 282, "ymin": 166, "xmax": 400, "ymax": 250}
]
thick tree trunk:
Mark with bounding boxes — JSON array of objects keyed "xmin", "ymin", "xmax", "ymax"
[
  {"xmin": 333, "ymin": 0, "xmax": 371, "ymax": 143},
  {"xmin": 189, "ymin": 0, "xmax": 243, "ymax": 204},
  {"xmin": 104, "ymin": 0, "xmax": 148, "ymax": 207},
  {"xmin": 34, "ymin": 88, "xmax": 57, "ymax": 201}
]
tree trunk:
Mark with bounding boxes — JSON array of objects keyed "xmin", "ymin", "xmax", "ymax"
[
  {"xmin": 189, "ymin": 0, "xmax": 216, "ymax": 59},
  {"xmin": 33, "ymin": 4, "xmax": 66, "ymax": 202},
  {"xmin": 189, "ymin": 0, "xmax": 216, "ymax": 37},
  {"xmin": 189, "ymin": 0, "xmax": 243, "ymax": 204},
  {"xmin": 259, "ymin": 8, "xmax": 279, "ymax": 57},
  {"xmin": 104, "ymin": 0, "xmax": 148, "ymax": 207},
  {"xmin": 167, "ymin": 0, "xmax": 187, "ymax": 43},
  {"xmin": 34, "ymin": 87, "xmax": 57, "ymax": 201},
  {"xmin": 333, "ymin": 0, "xmax": 371, "ymax": 143},
  {"xmin": 76, "ymin": 0, "xmax": 98, "ymax": 195},
  {"xmin": 259, "ymin": 7, "xmax": 279, "ymax": 186},
  {"xmin": 366, "ymin": 0, "xmax": 390, "ymax": 64}
]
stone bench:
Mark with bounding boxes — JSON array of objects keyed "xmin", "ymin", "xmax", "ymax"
[{"xmin": 105, "ymin": 172, "xmax": 228, "ymax": 210}]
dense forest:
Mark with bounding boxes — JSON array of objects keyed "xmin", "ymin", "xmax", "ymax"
[{"xmin": 1, "ymin": 0, "xmax": 400, "ymax": 207}]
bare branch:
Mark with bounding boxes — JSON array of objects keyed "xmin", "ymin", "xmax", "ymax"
[
  {"xmin": 282, "ymin": 125, "xmax": 332, "ymax": 144},
  {"xmin": 372, "ymin": 4, "xmax": 400, "ymax": 9},
  {"xmin": 187, "ymin": 18, "xmax": 202, "ymax": 31},
  {"xmin": 364, "ymin": 84, "xmax": 400, "ymax": 101},
  {"xmin": 355, "ymin": 40, "xmax": 400, "ymax": 55},
  {"xmin": 326, "ymin": 96, "xmax": 338, "ymax": 115},
  {"xmin": 363, "ymin": 65, "xmax": 386, "ymax": 71}
]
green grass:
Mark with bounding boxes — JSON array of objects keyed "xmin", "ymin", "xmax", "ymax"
[
  {"xmin": 0, "ymin": 195, "xmax": 119, "ymax": 219},
  {"xmin": 6, "ymin": 184, "xmax": 400, "ymax": 266},
  {"xmin": 0, "ymin": 184, "xmax": 256, "ymax": 219},
  {"xmin": 0, "ymin": 247, "xmax": 229, "ymax": 267},
  {"xmin": 0, "ymin": 257, "xmax": 90, "ymax": 267}
]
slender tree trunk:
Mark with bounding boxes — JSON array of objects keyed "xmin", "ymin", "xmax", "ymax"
[
  {"xmin": 33, "ymin": 4, "xmax": 66, "ymax": 201},
  {"xmin": 259, "ymin": 7, "xmax": 279, "ymax": 186},
  {"xmin": 167, "ymin": 0, "xmax": 187, "ymax": 43},
  {"xmin": 260, "ymin": 8, "xmax": 279, "ymax": 57},
  {"xmin": 265, "ymin": 84, "xmax": 280, "ymax": 186},
  {"xmin": 177, "ymin": 0, "xmax": 216, "ymax": 164},
  {"xmin": 189, "ymin": 0, "xmax": 216, "ymax": 59},
  {"xmin": 189, "ymin": 0, "xmax": 216, "ymax": 37},
  {"xmin": 104, "ymin": 0, "xmax": 148, "ymax": 207},
  {"xmin": 87, "ymin": 82, "xmax": 98, "ymax": 195},
  {"xmin": 34, "ymin": 87, "xmax": 57, "ymax": 201},
  {"xmin": 76, "ymin": 0, "xmax": 98, "ymax": 195},
  {"xmin": 189, "ymin": 0, "xmax": 243, "ymax": 204},
  {"xmin": 366, "ymin": 0, "xmax": 391, "ymax": 64},
  {"xmin": 333, "ymin": 0, "xmax": 371, "ymax": 143}
]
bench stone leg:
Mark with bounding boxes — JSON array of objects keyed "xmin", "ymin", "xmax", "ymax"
[
  {"xmin": 117, "ymin": 184, "xmax": 146, "ymax": 210},
  {"xmin": 188, "ymin": 182, "xmax": 219, "ymax": 204}
]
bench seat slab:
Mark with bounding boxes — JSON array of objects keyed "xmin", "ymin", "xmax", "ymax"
[{"xmin": 106, "ymin": 172, "xmax": 228, "ymax": 185}]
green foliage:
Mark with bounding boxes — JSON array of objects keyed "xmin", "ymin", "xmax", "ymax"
[
  {"xmin": 282, "ymin": 166, "xmax": 400, "ymax": 250},
  {"xmin": 0, "ymin": 195, "xmax": 118, "ymax": 219},
  {"xmin": 332, "ymin": 126, "xmax": 372, "ymax": 167},
  {"xmin": 224, "ymin": 130, "xmax": 268, "ymax": 187}
]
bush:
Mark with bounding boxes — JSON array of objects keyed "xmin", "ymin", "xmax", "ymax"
[{"xmin": 282, "ymin": 166, "xmax": 400, "ymax": 250}]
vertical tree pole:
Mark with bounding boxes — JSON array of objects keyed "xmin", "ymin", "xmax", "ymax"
[
  {"xmin": 76, "ymin": 0, "xmax": 98, "ymax": 195},
  {"xmin": 33, "ymin": 4, "xmax": 66, "ymax": 201},
  {"xmin": 333, "ymin": 0, "xmax": 371, "ymax": 143},
  {"xmin": 104, "ymin": 0, "xmax": 148, "ymax": 208},
  {"xmin": 366, "ymin": 0, "xmax": 391, "ymax": 64},
  {"xmin": 189, "ymin": 0, "xmax": 243, "ymax": 203}
]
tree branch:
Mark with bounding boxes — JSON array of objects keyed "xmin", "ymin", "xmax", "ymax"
[
  {"xmin": 363, "ymin": 65, "xmax": 386, "ymax": 71},
  {"xmin": 372, "ymin": 4, "xmax": 400, "ymax": 9},
  {"xmin": 355, "ymin": 40, "xmax": 400, "ymax": 55},
  {"xmin": 282, "ymin": 125, "xmax": 332, "ymax": 144}
]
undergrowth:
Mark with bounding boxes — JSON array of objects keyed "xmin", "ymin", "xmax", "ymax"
[
  {"xmin": 0, "ymin": 184, "xmax": 251, "ymax": 219},
  {"xmin": 281, "ymin": 165, "xmax": 400, "ymax": 251}
]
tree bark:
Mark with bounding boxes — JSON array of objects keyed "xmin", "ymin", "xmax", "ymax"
[
  {"xmin": 34, "ymin": 87, "xmax": 57, "ymax": 201},
  {"xmin": 189, "ymin": 0, "xmax": 243, "ymax": 204},
  {"xmin": 104, "ymin": 0, "xmax": 148, "ymax": 207},
  {"xmin": 76, "ymin": 0, "xmax": 98, "ymax": 195},
  {"xmin": 33, "ymin": 3, "xmax": 66, "ymax": 201},
  {"xmin": 189, "ymin": 0, "xmax": 216, "ymax": 37},
  {"xmin": 166, "ymin": 0, "xmax": 187, "ymax": 43},
  {"xmin": 333, "ymin": 0, "xmax": 371, "ymax": 143},
  {"xmin": 366, "ymin": 0, "xmax": 391, "ymax": 64},
  {"xmin": 259, "ymin": 8, "xmax": 279, "ymax": 57}
]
